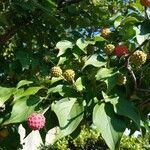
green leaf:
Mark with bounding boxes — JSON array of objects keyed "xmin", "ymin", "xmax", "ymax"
[
  {"xmin": 121, "ymin": 16, "xmax": 140, "ymax": 26},
  {"xmin": 134, "ymin": 21, "xmax": 150, "ymax": 44},
  {"xmin": 120, "ymin": 25, "xmax": 136, "ymax": 40},
  {"xmin": 17, "ymin": 80, "xmax": 33, "ymax": 89},
  {"xmin": 109, "ymin": 12, "xmax": 122, "ymax": 22},
  {"xmin": 14, "ymin": 86, "xmax": 43, "ymax": 100},
  {"xmin": 94, "ymin": 35, "xmax": 106, "ymax": 42},
  {"xmin": 104, "ymin": 75, "xmax": 117, "ymax": 92},
  {"xmin": 51, "ymin": 98, "xmax": 84, "ymax": 138},
  {"xmin": 110, "ymin": 95, "xmax": 140, "ymax": 128},
  {"xmin": 93, "ymin": 103, "xmax": 126, "ymax": 150},
  {"xmin": 102, "ymin": 91, "xmax": 115, "ymax": 103},
  {"xmin": 0, "ymin": 87, "xmax": 14, "ymax": 106},
  {"xmin": 3, "ymin": 95, "xmax": 40, "ymax": 125},
  {"xmin": 133, "ymin": 0, "xmax": 144, "ymax": 12},
  {"xmin": 57, "ymin": 57, "xmax": 67, "ymax": 65},
  {"xmin": 96, "ymin": 68, "xmax": 118, "ymax": 92},
  {"xmin": 16, "ymin": 51, "xmax": 31, "ymax": 70},
  {"xmin": 0, "ymin": 14, "xmax": 8, "ymax": 25},
  {"xmin": 48, "ymin": 85, "xmax": 77, "ymax": 97},
  {"xmin": 96, "ymin": 68, "xmax": 117, "ymax": 80},
  {"xmin": 48, "ymin": 85, "xmax": 65, "ymax": 96},
  {"xmin": 56, "ymin": 40, "xmax": 74, "ymax": 57},
  {"xmin": 74, "ymin": 77, "xmax": 85, "ymax": 91},
  {"xmin": 82, "ymin": 54, "xmax": 106, "ymax": 69},
  {"xmin": 50, "ymin": 77, "xmax": 63, "ymax": 85},
  {"xmin": 114, "ymin": 16, "xmax": 122, "ymax": 28},
  {"xmin": 76, "ymin": 38, "xmax": 95, "ymax": 52}
]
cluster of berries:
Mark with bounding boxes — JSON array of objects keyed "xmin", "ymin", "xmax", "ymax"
[
  {"xmin": 101, "ymin": 27, "xmax": 147, "ymax": 67},
  {"xmin": 27, "ymin": 67, "xmax": 75, "ymax": 130},
  {"xmin": 51, "ymin": 66, "xmax": 75, "ymax": 82},
  {"xmin": 104, "ymin": 43, "xmax": 147, "ymax": 66},
  {"xmin": 130, "ymin": 50, "xmax": 147, "ymax": 67},
  {"xmin": 104, "ymin": 44, "xmax": 128, "ymax": 57}
]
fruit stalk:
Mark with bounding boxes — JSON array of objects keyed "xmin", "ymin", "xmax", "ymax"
[{"xmin": 125, "ymin": 58, "xmax": 137, "ymax": 94}]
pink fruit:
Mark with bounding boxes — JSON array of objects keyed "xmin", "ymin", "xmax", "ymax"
[{"xmin": 27, "ymin": 113, "xmax": 46, "ymax": 130}]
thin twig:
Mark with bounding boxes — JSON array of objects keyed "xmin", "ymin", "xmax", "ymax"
[
  {"xmin": 137, "ymin": 88, "xmax": 150, "ymax": 92},
  {"xmin": 125, "ymin": 58, "xmax": 137, "ymax": 93},
  {"xmin": 138, "ymin": 99, "xmax": 150, "ymax": 109},
  {"xmin": 126, "ymin": 39, "xmax": 150, "ymax": 60},
  {"xmin": 125, "ymin": 39, "xmax": 150, "ymax": 95}
]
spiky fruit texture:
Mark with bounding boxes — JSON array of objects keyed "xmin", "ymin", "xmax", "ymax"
[
  {"xmin": 51, "ymin": 66, "xmax": 62, "ymax": 77},
  {"xmin": 0, "ymin": 129, "xmax": 9, "ymax": 138},
  {"xmin": 115, "ymin": 45, "xmax": 128, "ymax": 57},
  {"xmin": 140, "ymin": 0, "xmax": 150, "ymax": 6},
  {"xmin": 117, "ymin": 74, "xmax": 127, "ymax": 86},
  {"xmin": 27, "ymin": 113, "xmax": 46, "ymax": 130},
  {"xmin": 64, "ymin": 69, "xmax": 75, "ymax": 81},
  {"xmin": 130, "ymin": 50, "xmax": 147, "ymax": 66},
  {"xmin": 101, "ymin": 28, "xmax": 110, "ymax": 38},
  {"xmin": 104, "ymin": 44, "xmax": 115, "ymax": 55}
]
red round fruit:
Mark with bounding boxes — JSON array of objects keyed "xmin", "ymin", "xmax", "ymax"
[
  {"xmin": 115, "ymin": 45, "xmax": 128, "ymax": 57},
  {"xmin": 27, "ymin": 113, "xmax": 46, "ymax": 130},
  {"xmin": 140, "ymin": 0, "xmax": 150, "ymax": 6}
]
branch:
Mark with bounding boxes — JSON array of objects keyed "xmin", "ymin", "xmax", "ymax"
[
  {"xmin": 137, "ymin": 88, "xmax": 150, "ymax": 92},
  {"xmin": 138, "ymin": 99, "xmax": 150, "ymax": 110},
  {"xmin": 126, "ymin": 39, "xmax": 150, "ymax": 60},
  {"xmin": 0, "ymin": 27, "xmax": 17, "ymax": 48},
  {"xmin": 125, "ymin": 39, "xmax": 150, "ymax": 95},
  {"xmin": 125, "ymin": 58, "xmax": 137, "ymax": 93}
]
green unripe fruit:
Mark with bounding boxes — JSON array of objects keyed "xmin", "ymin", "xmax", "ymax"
[
  {"xmin": 51, "ymin": 66, "xmax": 62, "ymax": 77},
  {"xmin": 130, "ymin": 50, "xmax": 147, "ymax": 67},
  {"xmin": 64, "ymin": 69, "xmax": 75, "ymax": 82},
  {"xmin": 104, "ymin": 44, "xmax": 115, "ymax": 55},
  {"xmin": 43, "ymin": 55, "xmax": 51, "ymax": 63},
  {"xmin": 117, "ymin": 74, "xmax": 127, "ymax": 86}
]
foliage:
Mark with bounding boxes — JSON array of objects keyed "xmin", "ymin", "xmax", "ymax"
[
  {"xmin": 39, "ymin": 125, "xmax": 150, "ymax": 150},
  {"xmin": 0, "ymin": 0, "xmax": 150, "ymax": 149}
]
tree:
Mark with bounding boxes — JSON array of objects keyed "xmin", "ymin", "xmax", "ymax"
[{"xmin": 0, "ymin": 0, "xmax": 150, "ymax": 149}]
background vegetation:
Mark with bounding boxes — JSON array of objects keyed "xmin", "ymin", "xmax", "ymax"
[{"xmin": 0, "ymin": 0, "xmax": 150, "ymax": 149}]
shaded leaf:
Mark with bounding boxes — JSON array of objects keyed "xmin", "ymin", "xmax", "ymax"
[
  {"xmin": 0, "ymin": 87, "xmax": 14, "ymax": 105},
  {"xmin": 51, "ymin": 98, "xmax": 84, "ymax": 138},
  {"xmin": 14, "ymin": 86, "xmax": 43, "ymax": 100},
  {"xmin": 74, "ymin": 77, "xmax": 85, "ymax": 91},
  {"xmin": 96, "ymin": 68, "xmax": 117, "ymax": 80},
  {"xmin": 83, "ymin": 54, "xmax": 106, "ymax": 69},
  {"xmin": 76, "ymin": 38, "xmax": 95, "ymax": 52},
  {"xmin": 110, "ymin": 95, "xmax": 140, "ymax": 128},
  {"xmin": 56, "ymin": 40, "xmax": 74, "ymax": 57},
  {"xmin": 93, "ymin": 103, "xmax": 126, "ymax": 150},
  {"xmin": 3, "ymin": 96, "xmax": 40, "ymax": 125},
  {"xmin": 17, "ymin": 80, "xmax": 33, "ymax": 89}
]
